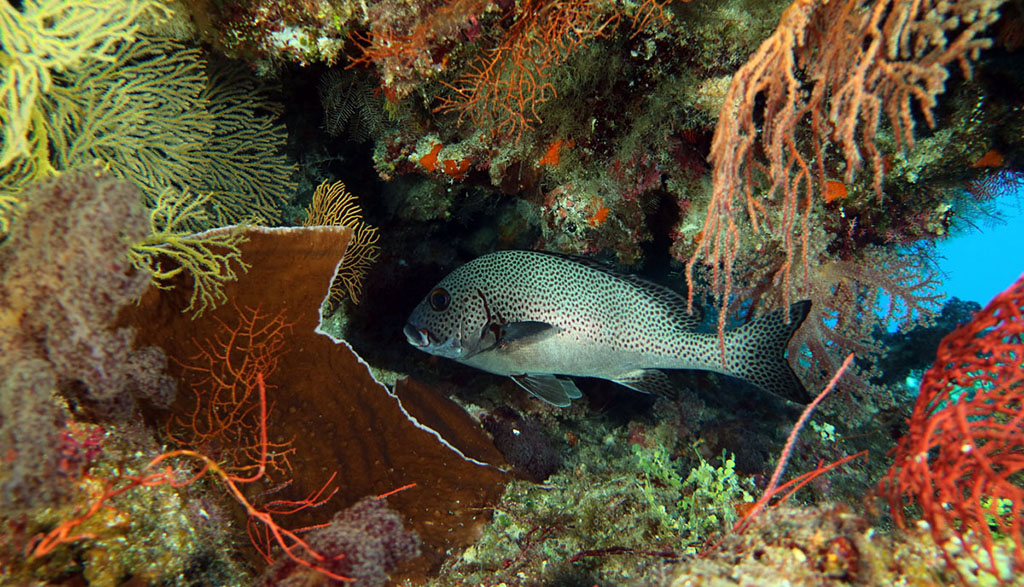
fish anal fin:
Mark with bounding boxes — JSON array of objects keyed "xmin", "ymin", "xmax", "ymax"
[
  {"xmin": 613, "ymin": 369, "xmax": 677, "ymax": 398},
  {"xmin": 511, "ymin": 374, "xmax": 582, "ymax": 407}
]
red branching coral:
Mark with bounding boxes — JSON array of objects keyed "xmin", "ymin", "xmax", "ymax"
[
  {"xmin": 29, "ymin": 371, "xmax": 351, "ymax": 582},
  {"xmin": 260, "ymin": 496, "xmax": 421, "ymax": 586},
  {"xmin": 357, "ymin": 0, "xmax": 669, "ymax": 141},
  {"xmin": 169, "ymin": 305, "xmax": 296, "ymax": 481},
  {"xmin": 881, "ymin": 272, "xmax": 1024, "ymax": 583},
  {"xmin": 349, "ymin": 0, "xmax": 494, "ymax": 101},
  {"xmin": 120, "ymin": 225, "xmax": 510, "ymax": 578},
  {"xmin": 687, "ymin": 0, "xmax": 1003, "ymax": 325},
  {"xmin": 433, "ymin": 0, "xmax": 626, "ymax": 140}
]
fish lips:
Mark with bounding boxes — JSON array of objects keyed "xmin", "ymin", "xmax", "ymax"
[
  {"xmin": 404, "ymin": 324, "xmax": 470, "ymax": 360},
  {"xmin": 404, "ymin": 323, "xmax": 432, "ymax": 348}
]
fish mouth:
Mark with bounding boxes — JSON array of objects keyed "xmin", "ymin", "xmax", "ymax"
[{"xmin": 403, "ymin": 324, "xmax": 431, "ymax": 347}]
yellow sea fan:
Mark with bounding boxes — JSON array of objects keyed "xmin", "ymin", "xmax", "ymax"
[
  {"xmin": 303, "ymin": 180, "xmax": 380, "ymax": 308},
  {"xmin": 129, "ymin": 189, "xmax": 249, "ymax": 318},
  {"xmin": 0, "ymin": 0, "xmax": 164, "ymax": 168},
  {"xmin": 0, "ymin": 193, "xmax": 21, "ymax": 235}
]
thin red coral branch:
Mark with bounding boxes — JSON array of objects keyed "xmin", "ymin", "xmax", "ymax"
[
  {"xmin": 698, "ymin": 354, "xmax": 868, "ymax": 558},
  {"xmin": 734, "ymin": 354, "xmax": 860, "ymax": 534},
  {"xmin": 30, "ymin": 372, "xmax": 349, "ymax": 581},
  {"xmin": 168, "ymin": 304, "xmax": 296, "ymax": 479}
]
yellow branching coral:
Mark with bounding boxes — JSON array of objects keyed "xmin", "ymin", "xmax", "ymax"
[
  {"xmin": 45, "ymin": 36, "xmax": 213, "ymax": 199},
  {"xmin": 2, "ymin": 32, "xmax": 297, "ymax": 236},
  {"xmin": 198, "ymin": 64, "xmax": 297, "ymax": 225},
  {"xmin": 303, "ymin": 180, "xmax": 380, "ymax": 308},
  {"xmin": 0, "ymin": 194, "xmax": 21, "ymax": 235},
  {"xmin": 0, "ymin": 0, "xmax": 163, "ymax": 168},
  {"xmin": 129, "ymin": 189, "xmax": 250, "ymax": 318}
]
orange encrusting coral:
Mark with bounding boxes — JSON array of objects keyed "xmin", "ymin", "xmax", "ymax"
[
  {"xmin": 971, "ymin": 148, "xmax": 1005, "ymax": 168},
  {"xmin": 539, "ymin": 138, "xmax": 574, "ymax": 166},
  {"xmin": 823, "ymin": 180, "xmax": 848, "ymax": 203},
  {"xmin": 442, "ymin": 158, "xmax": 471, "ymax": 179},
  {"xmin": 419, "ymin": 142, "xmax": 443, "ymax": 172},
  {"xmin": 588, "ymin": 206, "xmax": 610, "ymax": 226}
]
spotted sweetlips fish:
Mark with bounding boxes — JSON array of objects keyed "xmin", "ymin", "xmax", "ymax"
[{"xmin": 404, "ymin": 250, "xmax": 811, "ymax": 407}]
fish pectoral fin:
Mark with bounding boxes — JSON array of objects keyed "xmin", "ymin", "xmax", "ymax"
[
  {"xmin": 612, "ymin": 369, "xmax": 677, "ymax": 398},
  {"xmin": 498, "ymin": 321, "xmax": 560, "ymax": 350},
  {"xmin": 511, "ymin": 374, "xmax": 582, "ymax": 407}
]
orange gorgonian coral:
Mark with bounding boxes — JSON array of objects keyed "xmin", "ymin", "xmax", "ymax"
[
  {"xmin": 169, "ymin": 304, "xmax": 296, "ymax": 479},
  {"xmin": 687, "ymin": 0, "xmax": 1002, "ymax": 337}
]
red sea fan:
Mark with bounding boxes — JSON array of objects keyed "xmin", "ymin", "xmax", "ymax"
[{"xmin": 881, "ymin": 271, "xmax": 1024, "ymax": 582}]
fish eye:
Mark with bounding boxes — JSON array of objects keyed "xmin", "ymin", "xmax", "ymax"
[{"xmin": 429, "ymin": 288, "xmax": 451, "ymax": 311}]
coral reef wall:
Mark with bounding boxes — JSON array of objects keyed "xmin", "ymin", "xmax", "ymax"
[{"xmin": 2, "ymin": 0, "xmax": 1023, "ymax": 584}]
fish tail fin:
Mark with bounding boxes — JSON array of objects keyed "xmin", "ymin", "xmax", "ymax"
[{"xmin": 725, "ymin": 300, "xmax": 812, "ymax": 403}]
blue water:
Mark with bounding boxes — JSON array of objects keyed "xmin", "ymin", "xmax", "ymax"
[{"xmin": 935, "ymin": 183, "xmax": 1024, "ymax": 305}]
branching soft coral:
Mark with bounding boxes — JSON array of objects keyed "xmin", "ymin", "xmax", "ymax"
[
  {"xmin": 0, "ymin": 0, "xmax": 163, "ymax": 168},
  {"xmin": 4, "ymin": 33, "xmax": 297, "ymax": 232},
  {"xmin": 0, "ymin": 169, "xmax": 175, "ymax": 415},
  {"xmin": 128, "ymin": 189, "xmax": 249, "ymax": 317},
  {"xmin": 882, "ymin": 271, "xmax": 1024, "ymax": 583},
  {"xmin": 349, "ymin": 0, "xmax": 494, "ymax": 101},
  {"xmin": 733, "ymin": 245, "xmax": 942, "ymax": 417},
  {"xmin": 687, "ymin": 0, "xmax": 1003, "ymax": 329},
  {"xmin": 793, "ymin": 249, "xmax": 942, "ymax": 388},
  {"xmin": 0, "ymin": 168, "xmax": 175, "ymax": 510},
  {"xmin": 352, "ymin": 0, "xmax": 671, "ymax": 141}
]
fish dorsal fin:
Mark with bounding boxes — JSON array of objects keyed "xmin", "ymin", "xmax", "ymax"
[
  {"xmin": 613, "ymin": 369, "xmax": 677, "ymax": 398},
  {"xmin": 526, "ymin": 250, "xmax": 703, "ymax": 330},
  {"xmin": 511, "ymin": 374, "xmax": 582, "ymax": 407}
]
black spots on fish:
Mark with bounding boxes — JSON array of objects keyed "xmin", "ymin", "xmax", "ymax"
[
  {"xmin": 733, "ymin": 301, "xmax": 810, "ymax": 358},
  {"xmin": 724, "ymin": 301, "xmax": 812, "ymax": 404},
  {"xmin": 418, "ymin": 249, "xmax": 706, "ymax": 359},
  {"xmin": 672, "ymin": 338, "xmax": 699, "ymax": 361}
]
